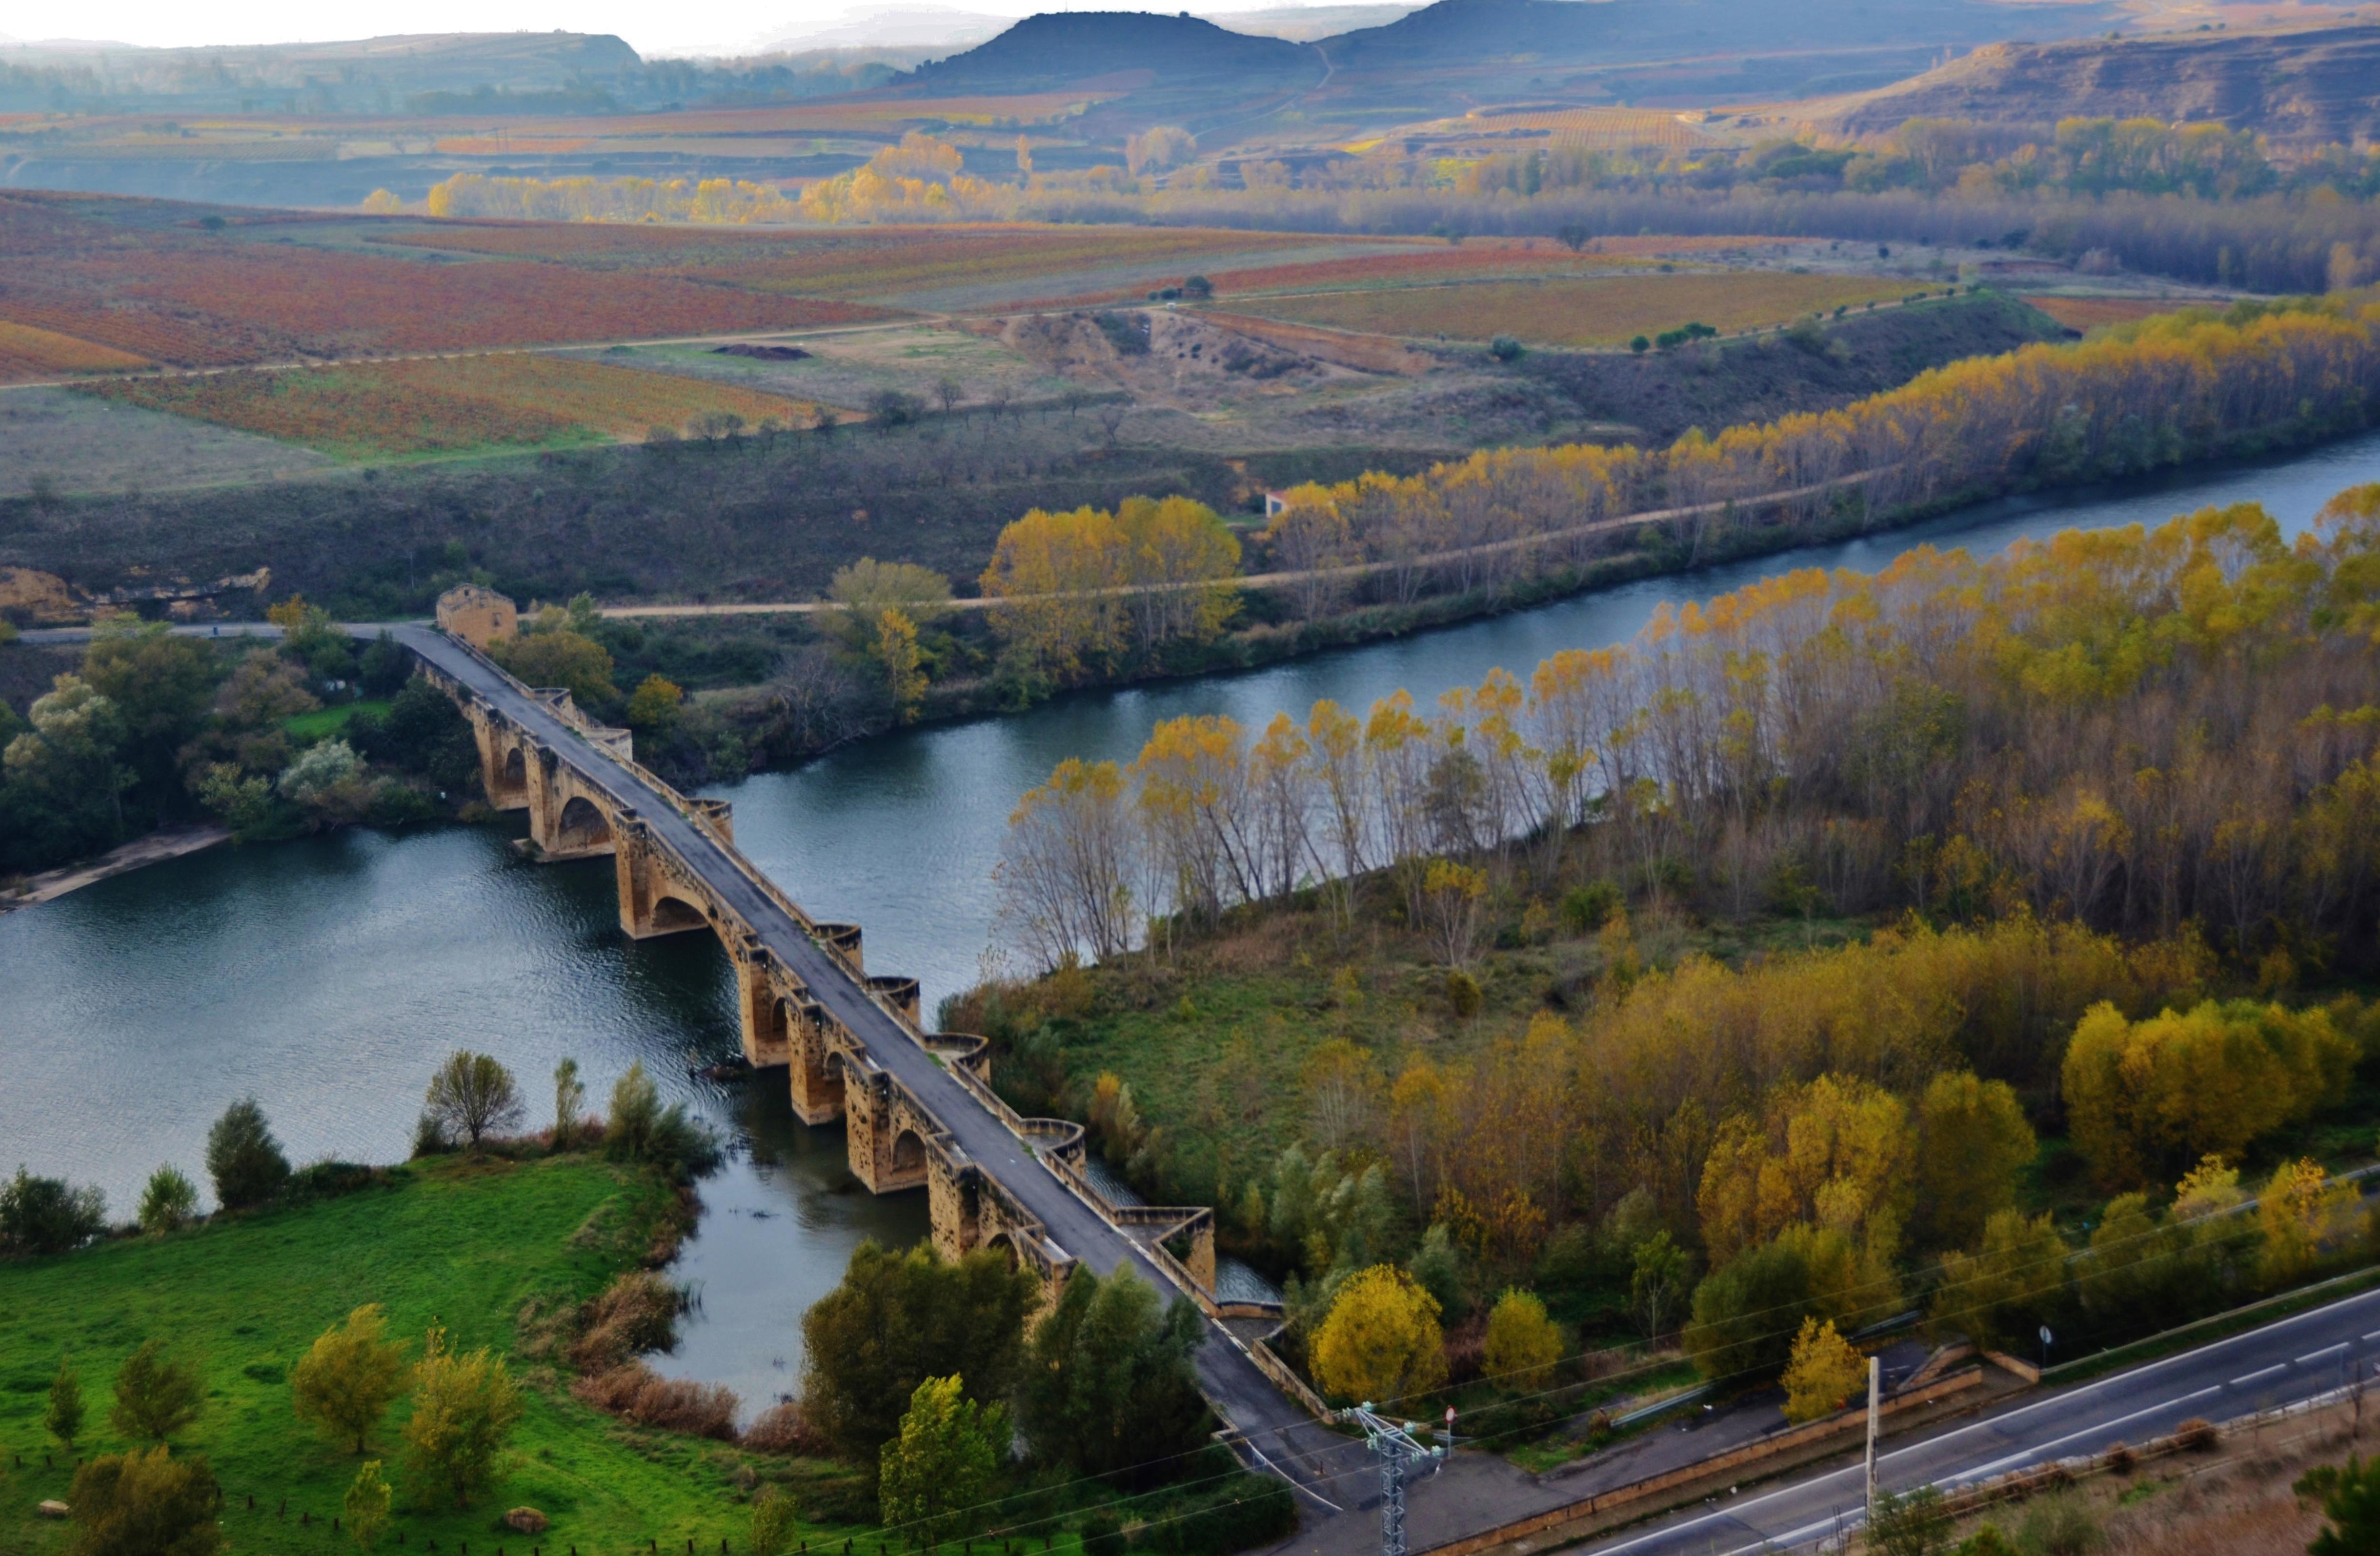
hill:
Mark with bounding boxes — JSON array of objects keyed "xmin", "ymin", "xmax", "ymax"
[
  {"xmin": 900, "ymin": 10, "xmax": 1316, "ymax": 88},
  {"xmin": 1814, "ymin": 22, "xmax": 2380, "ymax": 146}
]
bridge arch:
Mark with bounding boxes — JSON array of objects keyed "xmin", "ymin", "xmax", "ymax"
[
  {"xmin": 503, "ymin": 747, "xmax": 527, "ymax": 790},
  {"xmin": 648, "ymin": 894, "xmax": 708, "ymax": 935},
  {"xmin": 890, "ymin": 1128, "xmax": 928, "ymax": 1177},
  {"xmin": 556, "ymin": 795, "xmax": 611, "ymax": 852}
]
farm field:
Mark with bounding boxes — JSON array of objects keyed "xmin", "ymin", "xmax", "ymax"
[
  {"xmin": 0, "ymin": 191, "xmax": 895, "ymax": 370},
  {"xmin": 1225, "ymin": 271, "xmax": 1923, "ymax": 347},
  {"xmin": 0, "ymin": 320, "xmax": 150, "ymax": 381},
  {"xmin": 596, "ymin": 322, "xmax": 1074, "ymax": 410},
  {"xmin": 382, "ymin": 221, "xmax": 1384, "ymax": 306},
  {"xmin": 0, "ymin": 386, "xmax": 337, "ymax": 498},
  {"xmin": 2020, "ymin": 293, "xmax": 2184, "ymax": 331},
  {"xmin": 82, "ymin": 356, "xmax": 818, "ymax": 459}
]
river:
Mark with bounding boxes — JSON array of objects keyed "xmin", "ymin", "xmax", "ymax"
[{"xmin": 6, "ymin": 430, "xmax": 2378, "ymax": 1416}]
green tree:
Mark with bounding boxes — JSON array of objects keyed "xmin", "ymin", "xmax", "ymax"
[
  {"xmin": 344, "ymin": 1461, "xmax": 392, "ymax": 1552},
  {"xmin": 2299, "ymin": 1456, "xmax": 2380, "ymax": 1556},
  {"xmin": 604, "ymin": 1061, "xmax": 719, "ymax": 1174},
  {"xmin": 401, "ymin": 1327, "xmax": 523, "ymax": 1509},
  {"xmin": 1481, "ymin": 1288, "xmax": 1562, "ymax": 1391},
  {"xmin": 3, "ymin": 673, "xmax": 130, "ymax": 840},
  {"xmin": 1929, "ymin": 1210, "xmax": 2070, "ymax": 1352},
  {"xmin": 67, "ymin": 1445, "xmax": 224, "ymax": 1556},
  {"xmin": 800, "ymin": 1240, "xmax": 1040, "ymax": 1466},
  {"xmin": 878, "ymin": 1375, "xmax": 1005, "ymax": 1545},
  {"xmin": 423, "ymin": 1051, "xmax": 524, "ymax": 1151},
  {"xmin": 1016, "ymin": 1264, "xmax": 1209, "ymax": 1478},
  {"xmin": 110, "ymin": 1341, "xmax": 205, "ymax": 1442},
  {"xmin": 293, "ymin": 1304, "xmax": 411, "ymax": 1454},
  {"xmin": 553, "ymin": 1057, "xmax": 585, "ymax": 1149},
  {"xmin": 1869, "ymin": 1485, "xmax": 1953, "ymax": 1556},
  {"xmin": 490, "ymin": 628, "xmax": 616, "ymax": 709},
  {"xmin": 80, "ymin": 615, "xmax": 216, "ymax": 815},
  {"xmin": 205, "ymin": 1098, "xmax": 290, "ymax": 1209},
  {"xmin": 46, "ymin": 1354, "xmax": 84, "ymax": 1450},
  {"xmin": 1631, "ymin": 1232, "xmax": 1691, "ymax": 1341},
  {"xmin": 1310, "ymin": 1265, "xmax": 1446, "ymax": 1405},
  {"xmin": 137, "ymin": 1166, "xmax": 200, "ymax": 1235},
  {"xmin": 1916, "ymin": 1071, "xmax": 2037, "ymax": 1250},
  {"xmin": 1683, "ymin": 1223, "xmax": 1899, "ymax": 1383},
  {"xmin": 0, "ymin": 1166, "xmax": 106, "ymax": 1255},
  {"xmin": 624, "ymin": 674, "xmax": 684, "ymax": 735}
]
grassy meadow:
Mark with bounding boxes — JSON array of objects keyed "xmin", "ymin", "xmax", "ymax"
[{"xmin": 0, "ymin": 1155, "xmax": 866, "ymax": 1556}]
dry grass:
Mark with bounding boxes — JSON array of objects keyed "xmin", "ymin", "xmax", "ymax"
[
  {"xmin": 1230, "ymin": 272, "xmax": 1922, "ymax": 347},
  {"xmin": 571, "ymin": 1362, "xmax": 741, "ymax": 1440},
  {"xmin": 743, "ymin": 1400, "xmax": 828, "ymax": 1456}
]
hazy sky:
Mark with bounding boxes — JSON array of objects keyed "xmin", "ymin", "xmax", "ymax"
[{"xmin": 6, "ymin": 0, "xmax": 1319, "ymax": 59}]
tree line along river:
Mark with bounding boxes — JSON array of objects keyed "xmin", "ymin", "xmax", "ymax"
[{"xmin": 6, "ymin": 428, "xmax": 2380, "ymax": 1416}]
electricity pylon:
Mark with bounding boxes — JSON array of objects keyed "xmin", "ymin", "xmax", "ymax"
[{"xmin": 1341, "ymin": 1403, "xmax": 1445, "ymax": 1556}]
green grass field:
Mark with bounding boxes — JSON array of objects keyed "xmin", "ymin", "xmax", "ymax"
[
  {"xmin": 283, "ymin": 699, "xmax": 391, "ymax": 740},
  {"xmin": 0, "ymin": 1155, "xmax": 860, "ymax": 1555}
]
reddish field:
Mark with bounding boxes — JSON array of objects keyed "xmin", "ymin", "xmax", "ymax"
[
  {"xmin": 2021, "ymin": 295, "xmax": 2179, "ymax": 331},
  {"xmin": 0, "ymin": 192, "xmax": 893, "ymax": 368},
  {"xmin": 0, "ymin": 319, "xmax": 151, "ymax": 381}
]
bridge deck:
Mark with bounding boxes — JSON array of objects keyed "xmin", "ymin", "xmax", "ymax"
[{"xmin": 395, "ymin": 627, "xmax": 1361, "ymax": 1510}]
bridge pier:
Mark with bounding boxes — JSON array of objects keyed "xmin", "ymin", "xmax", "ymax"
[
  {"xmin": 786, "ymin": 1000, "xmax": 847, "ymax": 1124},
  {"xmin": 844, "ymin": 1067, "xmax": 931, "ymax": 1195},
  {"xmin": 612, "ymin": 817, "xmax": 711, "ymax": 939},
  {"xmin": 732, "ymin": 938, "xmax": 791, "ymax": 1068}
]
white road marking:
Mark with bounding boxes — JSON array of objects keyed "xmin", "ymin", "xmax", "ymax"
[
  {"xmin": 2231, "ymin": 1363, "xmax": 2288, "ymax": 1385},
  {"xmin": 2299, "ymin": 1344, "xmax": 2349, "ymax": 1363}
]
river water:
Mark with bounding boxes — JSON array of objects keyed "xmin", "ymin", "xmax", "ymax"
[{"xmin": 6, "ymin": 431, "xmax": 2378, "ymax": 1415}]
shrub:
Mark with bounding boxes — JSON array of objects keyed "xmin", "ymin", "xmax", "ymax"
[
  {"xmin": 1558, "ymin": 880, "xmax": 1621, "ymax": 934},
  {"xmin": 1481, "ymin": 1289, "xmax": 1562, "ymax": 1391},
  {"xmin": 571, "ymin": 1362, "xmax": 739, "ymax": 1439},
  {"xmin": 1489, "ymin": 335, "xmax": 1525, "ymax": 362},
  {"xmin": 205, "ymin": 1097, "xmax": 291, "ymax": 1210},
  {"xmin": 136, "ymin": 1167, "xmax": 199, "ymax": 1235},
  {"xmin": 0, "ymin": 1166, "xmax": 107, "ymax": 1256},
  {"xmin": 744, "ymin": 1400, "xmax": 825, "ymax": 1456},
  {"xmin": 572, "ymin": 1270, "xmax": 690, "ymax": 1371},
  {"xmin": 67, "ymin": 1446, "xmax": 224, "ymax": 1556},
  {"xmin": 604, "ymin": 1062, "xmax": 722, "ymax": 1176},
  {"xmin": 1444, "ymin": 969, "xmax": 1482, "ymax": 1018}
]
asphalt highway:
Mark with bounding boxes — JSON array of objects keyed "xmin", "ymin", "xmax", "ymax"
[
  {"xmin": 1570, "ymin": 1283, "xmax": 2380, "ymax": 1556},
  {"xmin": 396, "ymin": 627, "xmax": 1366, "ymax": 1506}
]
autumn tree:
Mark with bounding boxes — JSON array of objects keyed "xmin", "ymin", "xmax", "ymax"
[
  {"xmin": 1780, "ymin": 1317, "xmax": 1866, "ymax": 1423},
  {"xmin": 876, "ymin": 608, "xmax": 926, "ymax": 723},
  {"xmin": 344, "ymin": 1462, "xmax": 392, "ymax": 1553},
  {"xmin": 423, "ymin": 1051, "xmax": 524, "ymax": 1151},
  {"xmin": 2063, "ymin": 1000, "xmax": 2354, "ymax": 1187},
  {"xmin": 1915, "ymin": 1072, "xmax": 2037, "ymax": 1250},
  {"xmin": 1684, "ymin": 1223, "xmax": 1900, "ymax": 1383},
  {"xmin": 1481, "ymin": 1288, "xmax": 1562, "ymax": 1391},
  {"xmin": 293, "ymin": 1304, "xmax": 411, "ymax": 1454},
  {"xmin": 624, "ymin": 674, "xmax": 683, "ymax": 735},
  {"xmin": 1697, "ymin": 1074, "xmax": 1916, "ymax": 1266},
  {"xmin": 995, "ymin": 757, "xmax": 1137, "ymax": 970},
  {"xmin": 67, "ymin": 1446, "xmax": 224, "ymax": 1556},
  {"xmin": 1420, "ymin": 858, "xmax": 1487, "ymax": 965},
  {"xmin": 401, "ymin": 1327, "xmax": 523, "ymax": 1509},
  {"xmin": 489, "ymin": 619, "xmax": 615, "ymax": 709},
  {"xmin": 2258, "ymin": 1157, "xmax": 2356, "ymax": 1287},
  {"xmin": 552, "ymin": 1057, "xmax": 585, "ymax": 1149},
  {"xmin": 1928, "ymin": 1210, "xmax": 2069, "ymax": 1352},
  {"xmin": 1311, "ymin": 1265, "xmax": 1447, "ymax": 1405},
  {"xmin": 137, "ymin": 1167, "xmax": 199, "ymax": 1236}
]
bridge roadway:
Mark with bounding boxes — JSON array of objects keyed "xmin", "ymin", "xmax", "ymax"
[{"xmin": 395, "ymin": 627, "xmax": 1362, "ymax": 1507}]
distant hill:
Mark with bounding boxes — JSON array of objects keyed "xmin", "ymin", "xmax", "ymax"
[
  {"xmin": 1197, "ymin": 3, "xmax": 1420, "ymax": 42},
  {"xmin": 901, "ymin": 11, "xmax": 1315, "ymax": 88},
  {"xmin": 1813, "ymin": 22, "xmax": 2380, "ymax": 146},
  {"xmin": 0, "ymin": 32, "xmax": 642, "ymax": 113}
]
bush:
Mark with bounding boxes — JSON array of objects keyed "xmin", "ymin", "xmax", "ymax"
[
  {"xmin": 867, "ymin": 390, "xmax": 923, "ymax": 428},
  {"xmin": 744, "ymin": 1400, "xmax": 825, "ymax": 1456},
  {"xmin": 603, "ymin": 1062, "xmax": 722, "ymax": 1177},
  {"xmin": 1489, "ymin": 335, "xmax": 1525, "ymax": 362},
  {"xmin": 570, "ymin": 1362, "xmax": 738, "ymax": 1439},
  {"xmin": 1559, "ymin": 880, "xmax": 1621, "ymax": 934},
  {"xmin": 1133, "ymin": 1477, "xmax": 1298, "ymax": 1555},
  {"xmin": 137, "ymin": 1167, "xmax": 199, "ymax": 1235},
  {"xmin": 1444, "ymin": 969, "xmax": 1482, "ymax": 1018},
  {"xmin": 572, "ymin": 1270, "xmax": 690, "ymax": 1371},
  {"xmin": 205, "ymin": 1097, "xmax": 291, "ymax": 1210},
  {"xmin": 0, "ymin": 1166, "xmax": 107, "ymax": 1256},
  {"xmin": 68, "ymin": 1446, "xmax": 224, "ymax": 1556}
]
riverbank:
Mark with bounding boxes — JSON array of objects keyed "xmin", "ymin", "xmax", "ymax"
[
  {"xmin": 0, "ymin": 822, "xmax": 227, "ymax": 914},
  {"xmin": 0, "ymin": 1151, "xmax": 870, "ymax": 1556}
]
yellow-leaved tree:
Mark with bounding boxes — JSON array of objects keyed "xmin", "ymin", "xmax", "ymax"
[
  {"xmin": 2062, "ymin": 999, "xmax": 2355, "ymax": 1187},
  {"xmin": 1780, "ymin": 1317, "xmax": 1866, "ymax": 1424},
  {"xmin": 1915, "ymin": 1071, "xmax": 2037, "ymax": 1250},
  {"xmin": 2258, "ymin": 1157, "xmax": 2356, "ymax": 1286},
  {"xmin": 1311, "ymin": 1265, "xmax": 1447, "ymax": 1405},
  {"xmin": 1697, "ymin": 1073, "xmax": 1916, "ymax": 1266},
  {"xmin": 292, "ymin": 1303, "xmax": 411, "ymax": 1455},
  {"xmin": 1481, "ymin": 1288, "xmax": 1562, "ymax": 1392}
]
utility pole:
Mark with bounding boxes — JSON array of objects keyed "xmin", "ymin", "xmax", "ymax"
[
  {"xmin": 1863, "ymin": 1354, "xmax": 1882, "ymax": 1525},
  {"xmin": 1341, "ymin": 1403, "xmax": 1445, "ymax": 1556}
]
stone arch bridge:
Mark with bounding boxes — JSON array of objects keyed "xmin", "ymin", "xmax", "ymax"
[{"xmin": 398, "ymin": 625, "xmax": 1346, "ymax": 1499}]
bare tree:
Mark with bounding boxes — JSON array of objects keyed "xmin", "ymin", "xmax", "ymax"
[
  {"xmin": 424, "ymin": 1052, "xmax": 524, "ymax": 1151},
  {"xmin": 1096, "ymin": 402, "xmax": 1129, "ymax": 445}
]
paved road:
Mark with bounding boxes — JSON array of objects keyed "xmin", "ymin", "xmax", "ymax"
[
  {"xmin": 395, "ymin": 627, "xmax": 1367, "ymax": 1509},
  {"xmin": 1561, "ymin": 1284, "xmax": 2380, "ymax": 1556}
]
